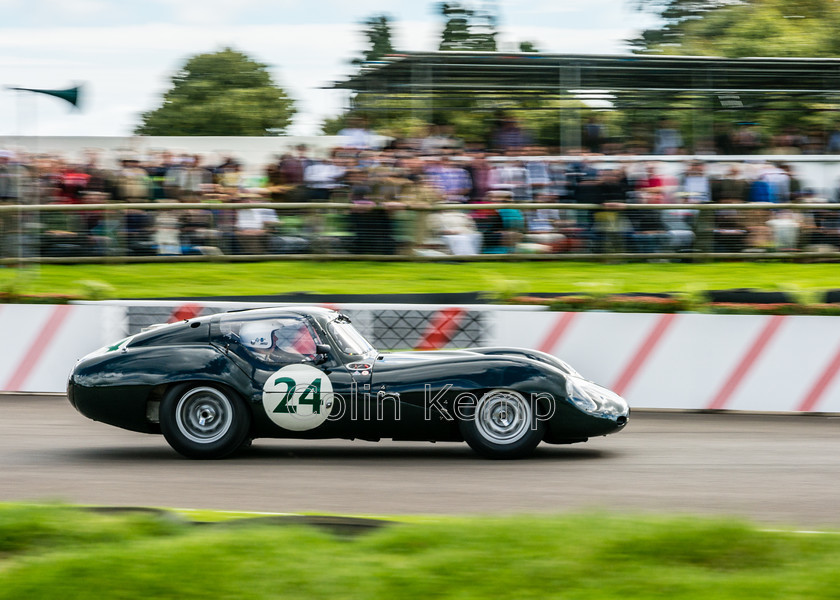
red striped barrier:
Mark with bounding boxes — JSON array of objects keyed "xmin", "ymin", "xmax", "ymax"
[
  {"xmin": 707, "ymin": 315, "xmax": 786, "ymax": 410},
  {"xmin": 3, "ymin": 301, "xmax": 839, "ymax": 413},
  {"xmin": 492, "ymin": 311, "xmax": 840, "ymax": 412},
  {"xmin": 612, "ymin": 313, "xmax": 678, "ymax": 397},
  {"xmin": 537, "ymin": 312, "xmax": 578, "ymax": 354},
  {"xmin": 796, "ymin": 342, "xmax": 840, "ymax": 412},
  {"xmin": 415, "ymin": 308, "xmax": 466, "ymax": 350},
  {"xmin": 168, "ymin": 303, "xmax": 204, "ymax": 323},
  {"xmin": 0, "ymin": 305, "xmax": 112, "ymax": 393},
  {"xmin": 4, "ymin": 305, "xmax": 73, "ymax": 391}
]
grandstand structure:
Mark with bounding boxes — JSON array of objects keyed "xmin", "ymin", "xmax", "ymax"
[{"xmin": 333, "ymin": 51, "xmax": 840, "ymax": 147}]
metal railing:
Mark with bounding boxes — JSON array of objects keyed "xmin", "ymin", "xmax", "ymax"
[{"xmin": 1, "ymin": 200, "xmax": 839, "ymax": 264}]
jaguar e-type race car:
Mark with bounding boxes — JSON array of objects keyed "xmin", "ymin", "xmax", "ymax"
[{"xmin": 68, "ymin": 307, "xmax": 628, "ymax": 459}]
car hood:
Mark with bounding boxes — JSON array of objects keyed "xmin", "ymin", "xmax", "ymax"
[{"xmin": 375, "ymin": 350, "xmax": 480, "ymax": 364}]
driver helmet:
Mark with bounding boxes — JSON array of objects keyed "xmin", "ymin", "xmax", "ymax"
[{"xmin": 238, "ymin": 321, "xmax": 276, "ymax": 350}]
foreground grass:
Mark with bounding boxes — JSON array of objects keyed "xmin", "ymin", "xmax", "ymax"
[
  {"xmin": 2, "ymin": 261, "xmax": 840, "ymax": 300},
  {"xmin": 1, "ymin": 505, "xmax": 840, "ymax": 599}
]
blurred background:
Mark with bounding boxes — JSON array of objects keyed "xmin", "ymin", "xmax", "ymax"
[{"xmin": 3, "ymin": 0, "xmax": 840, "ymax": 262}]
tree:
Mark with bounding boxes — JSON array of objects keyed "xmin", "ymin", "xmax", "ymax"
[
  {"xmin": 353, "ymin": 14, "xmax": 396, "ymax": 65},
  {"xmin": 630, "ymin": 0, "xmax": 840, "ymax": 57},
  {"xmin": 519, "ymin": 41, "xmax": 540, "ymax": 53},
  {"xmin": 628, "ymin": 0, "xmax": 840, "ymax": 149},
  {"xmin": 630, "ymin": 1, "xmax": 746, "ymax": 53},
  {"xmin": 135, "ymin": 47, "xmax": 296, "ymax": 136},
  {"xmin": 438, "ymin": 2, "xmax": 498, "ymax": 51}
]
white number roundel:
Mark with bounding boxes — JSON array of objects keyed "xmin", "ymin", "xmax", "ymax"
[{"xmin": 262, "ymin": 364, "xmax": 334, "ymax": 431}]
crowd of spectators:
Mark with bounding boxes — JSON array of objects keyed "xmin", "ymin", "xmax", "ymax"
[
  {"xmin": 1, "ymin": 122, "xmax": 840, "ymax": 259},
  {"xmin": 583, "ymin": 118, "xmax": 840, "ymax": 157}
]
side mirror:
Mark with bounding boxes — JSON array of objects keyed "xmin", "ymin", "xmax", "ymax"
[{"xmin": 314, "ymin": 344, "xmax": 332, "ymax": 365}]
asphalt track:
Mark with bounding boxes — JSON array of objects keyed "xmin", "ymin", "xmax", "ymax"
[{"xmin": 2, "ymin": 394, "xmax": 839, "ymax": 528}]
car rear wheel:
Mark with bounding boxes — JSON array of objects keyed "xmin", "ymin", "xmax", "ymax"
[
  {"xmin": 459, "ymin": 389, "xmax": 544, "ymax": 459},
  {"xmin": 160, "ymin": 384, "xmax": 250, "ymax": 459}
]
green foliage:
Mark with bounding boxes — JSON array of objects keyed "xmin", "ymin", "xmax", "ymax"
[
  {"xmin": 135, "ymin": 47, "xmax": 295, "ymax": 136},
  {"xmin": 629, "ymin": 0, "xmax": 840, "ymax": 146},
  {"xmin": 10, "ymin": 262, "xmax": 840, "ymax": 303},
  {"xmin": 631, "ymin": 1, "xmax": 747, "ymax": 52},
  {"xmin": 634, "ymin": 0, "xmax": 840, "ymax": 58},
  {"xmin": 598, "ymin": 518, "xmax": 788, "ymax": 570},
  {"xmin": 320, "ymin": 113, "xmax": 350, "ymax": 136},
  {"xmin": 2, "ymin": 508, "xmax": 840, "ymax": 599},
  {"xmin": 77, "ymin": 279, "xmax": 115, "ymax": 301},
  {"xmin": 0, "ymin": 268, "xmax": 36, "ymax": 297},
  {"xmin": 340, "ymin": 92, "xmax": 595, "ymax": 147},
  {"xmin": 438, "ymin": 1, "xmax": 498, "ymax": 51},
  {"xmin": 0, "ymin": 504, "xmax": 182, "ymax": 556},
  {"xmin": 353, "ymin": 14, "xmax": 396, "ymax": 65}
]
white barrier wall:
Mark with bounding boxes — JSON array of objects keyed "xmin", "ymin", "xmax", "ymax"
[
  {"xmin": 0, "ymin": 304, "xmax": 124, "ymax": 394},
  {"xmin": 4, "ymin": 301, "xmax": 840, "ymax": 414},
  {"xmin": 0, "ymin": 301, "xmax": 523, "ymax": 394},
  {"xmin": 491, "ymin": 311, "xmax": 840, "ymax": 413}
]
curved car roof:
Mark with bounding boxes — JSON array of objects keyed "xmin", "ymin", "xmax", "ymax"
[{"xmin": 215, "ymin": 306, "xmax": 340, "ymax": 323}]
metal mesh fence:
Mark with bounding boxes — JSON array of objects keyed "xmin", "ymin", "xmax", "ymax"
[{"xmin": 1, "ymin": 200, "xmax": 840, "ymax": 263}]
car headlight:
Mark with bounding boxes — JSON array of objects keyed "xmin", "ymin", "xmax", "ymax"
[{"xmin": 565, "ymin": 376, "xmax": 629, "ymax": 420}]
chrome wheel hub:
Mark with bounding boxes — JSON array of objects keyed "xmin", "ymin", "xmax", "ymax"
[
  {"xmin": 475, "ymin": 390, "xmax": 531, "ymax": 444},
  {"xmin": 175, "ymin": 387, "xmax": 233, "ymax": 444}
]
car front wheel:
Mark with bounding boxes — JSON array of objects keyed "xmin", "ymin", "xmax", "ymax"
[
  {"xmin": 459, "ymin": 389, "xmax": 544, "ymax": 459},
  {"xmin": 160, "ymin": 384, "xmax": 251, "ymax": 459}
]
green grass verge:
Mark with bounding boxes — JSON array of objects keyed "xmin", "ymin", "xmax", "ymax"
[
  {"xmin": 1, "ymin": 504, "xmax": 839, "ymax": 599},
  {"xmin": 1, "ymin": 261, "xmax": 839, "ymax": 300}
]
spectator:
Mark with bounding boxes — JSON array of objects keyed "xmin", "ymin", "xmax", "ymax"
[
  {"xmin": 827, "ymin": 126, "xmax": 840, "ymax": 154},
  {"xmin": 732, "ymin": 123, "xmax": 762, "ymax": 154},
  {"xmin": 582, "ymin": 116, "xmax": 605, "ymax": 154},
  {"xmin": 427, "ymin": 201, "xmax": 482, "ymax": 255},
  {"xmin": 759, "ymin": 163, "xmax": 790, "ymax": 203},
  {"xmin": 488, "ymin": 159, "xmax": 530, "ymax": 202},
  {"xmin": 154, "ymin": 212, "xmax": 181, "ymax": 255},
  {"xmin": 653, "ymin": 119, "xmax": 683, "ymax": 155},
  {"xmin": 712, "ymin": 199, "xmax": 750, "ymax": 253},
  {"xmin": 766, "ymin": 209, "xmax": 805, "ymax": 251},
  {"xmin": 494, "ymin": 190, "xmax": 526, "ymax": 253},
  {"xmin": 747, "ymin": 164, "xmax": 773, "ymax": 203},
  {"xmin": 711, "ymin": 164, "xmax": 749, "ymax": 204},
  {"xmin": 464, "ymin": 152, "xmax": 492, "ymax": 202},
  {"xmin": 216, "ymin": 160, "xmax": 244, "ymax": 194},
  {"xmin": 81, "ymin": 149, "xmax": 117, "ymax": 197},
  {"xmin": 425, "ymin": 156, "xmax": 471, "ymax": 203},
  {"xmin": 524, "ymin": 148, "xmax": 551, "ymax": 200},
  {"xmin": 304, "ymin": 155, "xmax": 346, "ymax": 201},
  {"xmin": 0, "ymin": 150, "xmax": 22, "ymax": 202},
  {"xmin": 179, "ymin": 155, "xmax": 214, "ymax": 201},
  {"xmin": 628, "ymin": 189, "xmax": 667, "ymax": 254},
  {"xmin": 115, "ymin": 158, "xmax": 151, "ymax": 202},
  {"xmin": 590, "ymin": 168, "xmax": 630, "ymax": 254},
  {"xmin": 421, "ymin": 124, "xmax": 461, "ymax": 155},
  {"xmin": 522, "ymin": 191, "xmax": 565, "ymax": 253},
  {"xmin": 235, "ymin": 199, "xmax": 279, "ymax": 254},
  {"xmin": 491, "ymin": 114, "xmax": 531, "ymax": 152},
  {"xmin": 680, "ymin": 161, "xmax": 711, "ymax": 204},
  {"xmin": 275, "ymin": 150, "xmax": 306, "ymax": 202},
  {"xmin": 3, "ymin": 135, "xmax": 840, "ymax": 261},
  {"xmin": 338, "ymin": 116, "xmax": 376, "ymax": 150}
]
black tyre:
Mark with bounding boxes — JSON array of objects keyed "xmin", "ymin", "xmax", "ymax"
[
  {"xmin": 160, "ymin": 384, "xmax": 251, "ymax": 459},
  {"xmin": 459, "ymin": 389, "xmax": 544, "ymax": 459}
]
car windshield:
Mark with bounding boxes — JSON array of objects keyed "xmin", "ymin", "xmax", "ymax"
[
  {"xmin": 329, "ymin": 316, "xmax": 375, "ymax": 357},
  {"xmin": 220, "ymin": 313, "xmax": 320, "ymax": 363}
]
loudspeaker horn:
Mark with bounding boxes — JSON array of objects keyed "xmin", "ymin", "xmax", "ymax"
[{"xmin": 8, "ymin": 85, "xmax": 82, "ymax": 109}]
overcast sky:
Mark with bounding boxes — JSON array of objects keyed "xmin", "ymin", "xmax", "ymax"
[{"xmin": 0, "ymin": 0, "xmax": 658, "ymax": 137}]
